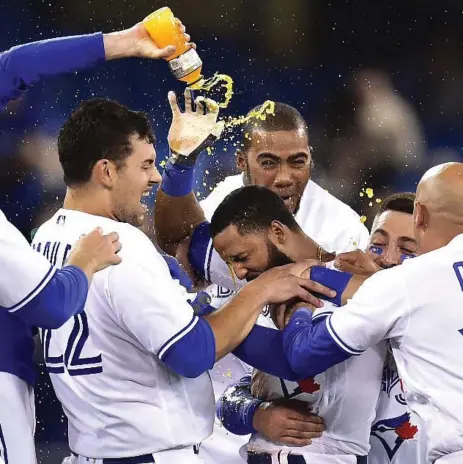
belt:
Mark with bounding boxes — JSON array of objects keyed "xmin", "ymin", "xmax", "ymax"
[
  {"xmin": 71, "ymin": 452, "xmax": 155, "ymax": 464},
  {"xmin": 72, "ymin": 445, "xmax": 200, "ymax": 463},
  {"xmin": 247, "ymin": 451, "xmax": 368, "ymax": 464}
]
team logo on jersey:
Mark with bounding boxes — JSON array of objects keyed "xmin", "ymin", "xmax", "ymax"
[
  {"xmin": 279, "ymin": 376, "xmax": 321, "ymax": 399},
  {"xmin": 371, "ymin": 412, "xmax": 418, "ymax": 461},
  {"xmin": 216, "ymin": 286, "xmax": 233, "ymax": 298},
  {"xmin": 381, "ymin": 364, "xmax": 407, "ymax": 406}
]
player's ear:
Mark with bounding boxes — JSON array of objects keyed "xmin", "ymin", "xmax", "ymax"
[
  {"xmin": 236, "ymin": 149, "xmax": 246, "ymax": 172},
  {"xmin": 413, "ymin": 202, "xmax": 427, "ymax": 231},
  {"xmin": 269, "ymin": 220, "xmax": 287, "ymax": 245},
  {"xmin": 95, "ymin": 159, "xmax": 118, "ymax": 189}
]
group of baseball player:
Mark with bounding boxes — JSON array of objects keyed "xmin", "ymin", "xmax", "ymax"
[{"xmin": 1, "ymin": 15, "xmax": 463, "ymax": 464}]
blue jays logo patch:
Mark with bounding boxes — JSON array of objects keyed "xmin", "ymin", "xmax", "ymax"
[{"xmin": 371, "ymin": 412, "xmax": 418, "ymax": 460}]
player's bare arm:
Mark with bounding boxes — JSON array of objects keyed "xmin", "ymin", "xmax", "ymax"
[
  {"xmin": 154, "ymin": 88, "xmax": 224, "ymax": 256},
  {"xmin": 103, "ymin": 19, "xmax": 194, "ymax": 61}
]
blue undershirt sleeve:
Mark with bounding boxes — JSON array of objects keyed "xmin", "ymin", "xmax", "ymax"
[
  {"xmin": 12, "ymin": 265, "xmax": 89, "ymax": 329},
  {"xmin": 233, "ymin": 324, "xmax": 303, "ymax": 381},
  {"xmin": 0, "ymin": 33, "xmax": 105, "ymax": 109},
  {"xmin": 282, "ymin": 308, "xmax": 356, "ymax": 378},
  {"xmin": 161, "ymin": 316, "xmax": 216, "ymax": 378}
]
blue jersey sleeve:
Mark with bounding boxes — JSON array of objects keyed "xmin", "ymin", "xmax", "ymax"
[
  {"xmin": 11, "ymin": 265, "xmax": 89, "ymax": 329},
  {"xmin": 160, "ymin": 316, "xmax": 216, "ymax": 378},
  {"xmin": 233, "ymin": 324, "xmax": 302, "ymax": 381},
  {"xmin": 0, "ymin": 33, "xmax": 105, "ymax": 109},
  {"xmin": 282, "ymin": 308, "xmax": 354, "ymax": 378}
]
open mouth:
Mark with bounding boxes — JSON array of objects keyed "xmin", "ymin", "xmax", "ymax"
[
  {"xmin": 280, "ymin": 194, "xmax": 294, "ymax": 204},
  {"xmin": 140, "ymin": 191, "xmax": 151, "ymax": 210}
]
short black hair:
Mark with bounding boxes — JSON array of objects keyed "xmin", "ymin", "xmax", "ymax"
[
  {"xmin": 58, "ymin": 98, "xmax": 155, "ymax": 186},
  {"xmin": 242, "ymin": 102, "xmax": 309, "ymax": 152},
  {"xmin": 376, "ymin": 192, "xmax": 415, "ymax": 216},
  {"xmin": 210, "ymin": 185, "xmax": 301, "ymax": 237}
]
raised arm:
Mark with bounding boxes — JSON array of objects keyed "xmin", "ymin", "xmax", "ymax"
[
  {"xmin": 155, "ymin": 89, "xmax": 223, "ymax": 256},
  {"xmin": 0, "ymin": 21, "xmax": 188, "ymax": 109}
]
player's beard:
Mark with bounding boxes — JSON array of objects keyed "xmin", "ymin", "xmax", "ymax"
[
  {"xmin": 113, "ymin": 202, "xmax": 145, "ymax": 227},
  {"xmin": 244, "ymin": 241, "xmax": 294, "ymax": 282},
  {"xmin": 267, "ymin": 239, "xmax": 295, "ymax": 268}
]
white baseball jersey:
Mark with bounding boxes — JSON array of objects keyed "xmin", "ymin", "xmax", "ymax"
[
  {"xmin": 369, "ymin": 347, "xmax": 427, "ymax": 464},
  {"xmin": 0, "ymin": 209, "xmax": 55, "ymax": 312},
  {"xmin": 198, "ymin": 175, "xmax": 370, "ymax": 463},
  {"xmin": 328, "ymin": 233, "xmax": 463, "ymax": 463},
  {"xmin": 0, "ymin": 372, "xmax": 36, "ymax": 464},
  {"xmin": 246, "ymin": 304, "xmax": 386, "ymax": 460},
  {"xmin": 33, "ymin": 209, "xmax": 214, "ymax": 459},
  {"xmin": 0, "ymin": 210, "xmax": 56, "ymax": 464}
]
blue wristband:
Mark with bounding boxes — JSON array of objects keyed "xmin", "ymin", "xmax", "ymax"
[
  {"xmin": 310, "ymin": 267, "xmax": 352, "ymax": 306},
  {"xmin": 161, "ymin": 160, "xmax": 195, "ymax": 197},
  {"xmin": 216, "ymin": 375, "xmax": 263, "ymax": 435}
]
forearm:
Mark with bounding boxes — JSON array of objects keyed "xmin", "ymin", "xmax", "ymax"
[
  {"xmin": 13, "ymin": 266, "xmax": 88, "ymax": 329},
  {"xmin": 0, "ymin": 33, "xmax": 105, "ymax": 109},
  {"xmin": 102, "ymin": 31, "xmax": 137, "ymax": 60},
  {"xmin": 155, "ymin": 188, "xmax": 205, "ymax": 255},
  {"xmin": 341, "ymin": 274, "xmax": 368, "ymax": 304},
  {"xmin": 204, "ymin": 285, "xmax": 266, "ymax": 360},
  {"xmin": 217, "ymin": 375, "xmax": 262, "ymax": 435},
  {"xmin": 155, "ymin": 160, "xmax": 206, "ymax": 256}
]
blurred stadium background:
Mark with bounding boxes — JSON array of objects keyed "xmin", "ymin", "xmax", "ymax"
[{"xmin": 1, "ymin": 0, "xmax": 462, "ymax": 461}]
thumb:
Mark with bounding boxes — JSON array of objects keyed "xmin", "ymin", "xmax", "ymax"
[{"xmin": 155, "ymin": 45, "xmax": 176, "ymax": 59}]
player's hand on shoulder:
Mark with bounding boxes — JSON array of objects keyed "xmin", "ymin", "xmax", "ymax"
[
  {"xmin": 248, "ymin": 262, "xmax": 336, "ymax": 308},
  {"xmin": 252, "ymin": 400, "xmax": 324, "ymax": 446},
  {"xmin": 68, "ymin": 227, "xmax": 122, "ymax": 274},
  {"xmin": 334, "ymin": 249, "xmax": 380, "ymax": 277}
]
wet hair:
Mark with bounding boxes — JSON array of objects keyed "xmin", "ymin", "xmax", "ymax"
[
  {"xmin": 210, "ymin": 185, "xmax": 301, "ymax": 237},
  {"xmin": 58, "ymin": 98, "xmax": 155, "ymax": 186},
  {"xmin": 241, "ymin": 102, "xmax": 309, "ymax": 152},
  {"xmin": 376, "ymin": 192, "xmax": 415, "ymax": 216}
]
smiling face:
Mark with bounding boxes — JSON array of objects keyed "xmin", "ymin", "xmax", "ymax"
[
  {"xmin": 237, "ymin": 128, "xmax": 312, "ymax": 214},
  {"xmin": 367, "ymin": 209, "xmax": 419, "ymax": 268},
  {"xmin": 110, "ymin": 135, "xmax": 161, "ymax": 227}
]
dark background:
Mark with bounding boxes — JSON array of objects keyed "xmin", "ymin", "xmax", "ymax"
[{"xmin": 1, "ymin": 1, "xmax": 462, "ymax": 461}]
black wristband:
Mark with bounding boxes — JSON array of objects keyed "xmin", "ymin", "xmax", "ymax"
[{"xmin": 169, "ymin": 133, "xmax": 219, "ymax": 167}]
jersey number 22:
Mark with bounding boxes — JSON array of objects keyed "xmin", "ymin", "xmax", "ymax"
[{"xmin": 42, "ymin": 312, "xmax": 103, "ymax": 376}]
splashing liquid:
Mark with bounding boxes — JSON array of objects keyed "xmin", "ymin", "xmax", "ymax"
[
  {"xmin": 227, "ymin": 262, "xmax": 237, "ymax": 287},
  {"xmin": 189, "ymin": 73, "xmax": 234, "ymax": 109},
  {"xmin": 224, "ymin": 100, "xmax": 275, "ymax": 129}
]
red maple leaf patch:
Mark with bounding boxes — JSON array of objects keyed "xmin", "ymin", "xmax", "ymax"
[
  {"xmin": 297, "ymin": 377, "xmax": 321, "ymax": 394},
  {"xmin": 396, "ymin": 421, "xmax": 418, "ymax": 440}
]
